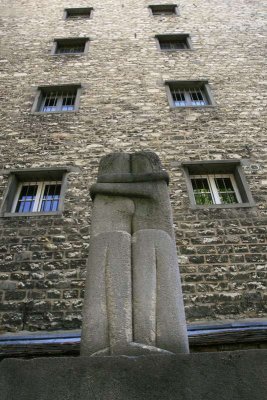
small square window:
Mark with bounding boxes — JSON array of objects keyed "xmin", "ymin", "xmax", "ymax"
[
  {"xmin": 64, "ymin": 7, "xmax": 93, "ymax": 19},
  {"xmin": 0, "ymin": 168, "xmax": 69, "ymax": 217},
  {"xmin": 32, "ymin": 84, "xmax": 81, "ymax": 113},
  {"xmin": 166, "ymin": 81, "xmax": 214, "ymax": 108},
  {"xmin": 149, "ymin": 4, "xmax": 178, "ymax": 16},
  {"xmin": 52, "ymin": 38, "xmax": 89, "ymax": 55},
  {"xmin": 156, "ymin": 34, "xmax": 192, "ymax": 51},
  {"xmin": 182, "ymin": 161, "xmax": 255, "ymax": 208}
]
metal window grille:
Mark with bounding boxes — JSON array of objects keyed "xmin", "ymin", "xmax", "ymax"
[
  {"xmin": 190, "ymin": 174, "xmax": 241, "ymax": 205},
  {"xmin": 41, "ymin": 90, "xmax": 76, "ymax": 112},
  {"xmin": 152, "ymin": 7, "xmax": 176, "ymax": 15},
  {"xmin": 160, "ymin": 40, "xmax": 187, "ymax": 50},
  {"xmin": 56, "ymin": 43, "xmax": 85, "ymax": 54},
  {"xmin": 66, "ymin": 9, "xmax": 91, "ymax": 19},
  {"xmin": 12, "ymin": 181, "xmax": 62, "ymax": 213},
  {"xmin": 171, "ymin": 86, "xmax": 208, "ymax": 107}
]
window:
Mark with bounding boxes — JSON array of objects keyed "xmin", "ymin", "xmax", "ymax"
[
  {"xmin": 156, "ymin": 34, "xmax": 192, "ymax": 51},
  {"xmin": 32, "ymin": 84, "xmax": 81, "ymax": 113},
  {"xmin": 149, "ymin": 4, "xmax": 178, "ymax": 16},
  {"xmin": 166, "ymin": 81, "xmax": 214, "ymax": 108},
  {"xmin": 12, "ymin": 182, "xmax": 62, "ymax": 213},
  {"xmin": 190, "ymin": 175, "xmax": 241, "ymax": 205},
  {"xmin": 182, "ymin": 161, "xmax": 255, "ymax": 208},
  {"xmin": 52, "ymin": 38, "xmax": 89, "ymax": 55},
  {"xmin": 64, "ymin": 7, "xmax": 93, "ymax": 19},
  {"xmin": 0, "ymin": 168, "xmax": 70, "ymax": 216}
]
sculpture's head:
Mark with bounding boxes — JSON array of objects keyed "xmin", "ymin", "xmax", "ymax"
[{"xmin": 98, "ymin": 151, "xmax": 164, "ymax": 175}]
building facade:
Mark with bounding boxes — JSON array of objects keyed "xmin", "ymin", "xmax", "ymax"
[{"xmin": 0, "ymin": 0, "xmax": 266, "ymax": 333}]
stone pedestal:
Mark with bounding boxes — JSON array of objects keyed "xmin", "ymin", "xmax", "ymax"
[{"xmin": 1, "ymin": 351, "xmax": 266, "ymax": 400}]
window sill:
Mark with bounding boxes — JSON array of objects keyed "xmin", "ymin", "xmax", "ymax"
[
  {"xmin": 169, "ymin": 105, "xmax": 216, "ymax": 109},
  {"xmin": 151, "ymin": 15, "xmax": 179, "ymax": 17},
  {"xmin": 31, "ymin": 110, "xmax": 79, "ymax": 115},
  {"xmin": 51, "ymin": 53, "xmax": 86, "ymax": 56},
  {"xmin": 3, "ymin": 211, "xmax": 62, "ymax": 218},
  {"xmin": 160, "ymin": 49, "xmax": 194, "ymax": 52},
  {"xmin": 189, "ymin": 202, "xmax": 256, "ymax": 210}
]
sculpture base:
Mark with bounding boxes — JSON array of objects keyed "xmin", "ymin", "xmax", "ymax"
[{"xmin": 1, "ymin": 350, "xmax": 266, "ymax": 400}]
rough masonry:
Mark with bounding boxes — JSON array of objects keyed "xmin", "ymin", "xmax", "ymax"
[{"xmin": 0, "ymin": 0, "xmax": 266, "ymax": 332}]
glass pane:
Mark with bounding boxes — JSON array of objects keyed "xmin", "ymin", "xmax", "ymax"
[
  {"xmin": 61, "ymin": 93, "xmax": 75, "ymax": 111},
  {"xmin": 42, "ymin": 94, "xmax": 57, "ymax": 112},
  {"xmin": 15, "ymin": 185, "xmax": 38, "ymax": 213},
  {"xmin": 192, "ymin": 178, "xmax": 214, "ymax": 205},
  {"xmin": 190, "ymin": 90, "xmax": 205, "ymax": 106},
  {"xmin": 220, "ymin": 192, "xmax": 238, "ymax": 204},
  {"xmin": 153, "ymin": 9, "xmax": 175, "ymax": 15},
  {"xmin": 67, "ymin": 11, "xmax": 91, "ymax": 18},
  {"xmin": 215, "ymin": 178, "xmax": 238, "ymax": 204},
  {"xmin": 172, "ymin": 90, "xmax": 186, "ymax": 107},
  {"xmin": 57, "ymin": 44, "xmax": 85, "ymax": 54},
  {"xmin": 40, "ymin": 184, "xmax": 61, "ymax": 212},
  {"xmin": 160, "ymin": 41, "xmax": 186, "ymax": 50}
]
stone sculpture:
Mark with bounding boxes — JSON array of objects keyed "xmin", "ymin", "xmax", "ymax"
[{"xmin": 80, "ymin": 152, "xmax": 189, "ymax": 356}]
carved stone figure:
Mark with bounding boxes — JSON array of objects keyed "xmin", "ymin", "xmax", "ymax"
[{"xmin": 80, "ymin": 152, "xmax": 189, "ymax": 356}]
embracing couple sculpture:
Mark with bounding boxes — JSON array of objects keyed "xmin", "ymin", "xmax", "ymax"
[{"xmin": 81, "ymin": 152, "xmax": 189, "ymax": 356}]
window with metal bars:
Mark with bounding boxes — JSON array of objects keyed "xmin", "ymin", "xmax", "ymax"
[
  {"xmin": 149, "ymin": 5, "xmax": 178, "ymax": 15},
  {"xmin": 166, "ymin": 81, "xmax": 214, "ymax": 107},
  {"xmin": 32, "ymin": 85, "xmax": 81, "ymax": 113},
  {"xmin": 41, "ymin": 90, "xmax": 76, "ymax": 112},
  {"xmin": 161, "ymin": 41, "xmax": 187, "ymax": 50},
  {"xmin": 172, "ymin": 87, "xmax": 207, "ymax": 106},
  {"xmin": 12, "ymin": 181, "xmax": 62, "ymax": 213},
  {"xmin": 190, "ymin": 175, "xmax": 241, "ymax": 206},
  {"xmin": 53, "ymin": 38, "xmax": 89, "ymax": 55},
  {"xmin": 56, "ymin": 42, "xmax": 84, "ymax": 54},
  {"xmin": 157, "ymin": 34, "xmax": 191, "ymax": 50},
  {"xmin": 64, "ymin": 7, "xmax": 93, "ymax": 19},
  {"xmin": 181, "ymin": 160, "xmax": 255, "ymax": 209}
]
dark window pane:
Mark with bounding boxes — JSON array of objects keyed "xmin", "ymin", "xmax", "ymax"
[
  {"xmin": 172, "ymin": 89, "xmax": 186, "ymax": 107},
  {"xmin": 62, "ymin": 94, "xmax": 75, "ymax": 111},
  {"xmin": 190, "ymin": 90, "xmax": 205, "ymax": 106},
  {"xmin": 57, "ymin": 44, "xmax": 85, "ymax": 54},
  {"xmin": 215, "ymin": 177, "xmax": 233, "ymax": 192},
  {"xmin": 15, "ymin": 185, "xmax": 38, "ymax": 213},
  {"xmin": 41, "ymin": 184, "xmax": 61, "ymax": 212},
  {"xmin": 192, "ymin": 178, "xmax": 214, "ymax": 205},
  {"xmin": 215, "ymin": 178, "xmax": 238, "ymax": 204},
  {"xmin": 220, "ymin": 192, "xmax": 238, "ymax": 204},
  {"xmin": 160, "ymin": 41, "xmax": 187, "ymax": 50},
  {"xmin": 194, "ymin": 193, "xmax": 213, "ymax": 205},
  {"xmin": 43, "ymin": 94, "xmax": 57, "ymax": 112}
]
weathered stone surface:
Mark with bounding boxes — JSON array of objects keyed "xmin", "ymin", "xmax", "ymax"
[
  {"xmin": 81, "ymin": 152, "xmax": 188, "ymax": 355},
  {"xmin": 1, "ymin": 351, "xmax": 266, "ymax": 400}
]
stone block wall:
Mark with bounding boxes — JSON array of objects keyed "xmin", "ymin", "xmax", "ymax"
[{"xmin": 0, "ymin": 0, "xmax": 266, "ymax": 332}]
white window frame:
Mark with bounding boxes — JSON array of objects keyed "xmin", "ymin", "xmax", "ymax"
[
  {"xmin": 190, "ymin": 174, "xmax": 242, "ymax": 205},
  {"xmin": 11, "ymin": 181, "xmax": 62, "ymax": 213}
]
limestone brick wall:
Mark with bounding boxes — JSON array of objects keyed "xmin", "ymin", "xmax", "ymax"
[{"xmin": 0, "ymin": 0, "xmax": 266, "ymax": 332}]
